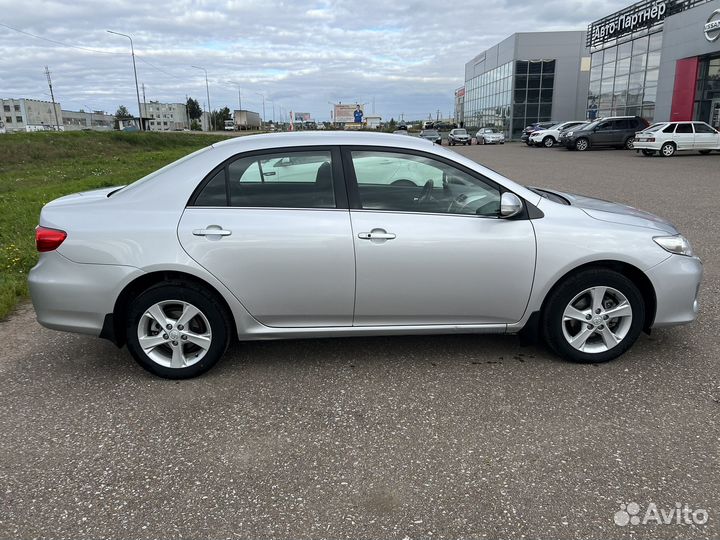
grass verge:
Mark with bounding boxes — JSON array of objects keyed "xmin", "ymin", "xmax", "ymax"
[{"xmin": 0, "ymin": 130, "xmax": 230, "ymax": 320}]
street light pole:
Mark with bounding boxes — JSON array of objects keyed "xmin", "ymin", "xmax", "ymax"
[
  {"xmin": 107, "ymin": 30, "xmax": 143, "ymax": 131},
  {"xmin": 84, "ymin": 104, "xmax": 93, "ymax": 130},
  {"xmin": 192, "ymin": 65, "xmax": 211, "ymax": 130},
  {"xmin": 255, "ymin": 92, "xmax": 266, "ymax": 126}
]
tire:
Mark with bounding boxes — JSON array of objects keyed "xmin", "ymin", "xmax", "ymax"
[
  {"xmin": 660, "ymin": 142, "xmax": 676, "ymax": 157},
  {"xmin": 641, "ymin": 149, "xmax": 655, "ymax": 156},
  {"xmin": 624, "ymin": 136, "xmax": 635, "ymax": 150},
  {"xmin": 575, "ymin": 138, "xmax": 589, "ymax": 151},
  {"xmin": 542, "ymin": 136, "xmax": 555, "ymax": 148},
  {"xmin": 699, "ymin": 150, "xmax": 711, "ymax": 155},
  {"xmin": 126, "ymin": 282, "xmax": 232, "ymax": 379},
  {"xmin": 542, "ymin": 269, "xmax": 645, "ymax": 364},
  {"xmin": 525, "ymin": 141, "xmax": 533, "ymax": 146}
]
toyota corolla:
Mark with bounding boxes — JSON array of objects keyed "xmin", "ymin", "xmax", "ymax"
[{"xmin": 29, "ymin": 132, "xmax": 702, "ymax": 378}]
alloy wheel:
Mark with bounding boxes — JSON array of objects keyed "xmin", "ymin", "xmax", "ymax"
[
  {"xmin": 137, "ymin": 300, "xmax": 212, "ymax": 368},
  {"xmin": 575, "ymin": 138, "xmax": 589, "ymax": 151},
  {"xmin": 561, "ymin": 286, "xmax": 633, "ymax": 353},
  {"xmin": 661, "ymin": 143, "xmax": 675, "ymax": 157},
  {"xmin": 543, "ymin": 136, "xmax": 554, "ymax": 148},
  {"xmin": 625, "ymin": 136, "xmax": 635, "ymax": 149}
]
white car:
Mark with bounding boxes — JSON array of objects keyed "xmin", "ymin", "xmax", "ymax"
[
  {"xmin": 529, "ymin": 121, "xmax": 588, "ymax": 148},
  {"xmin": 475, "ymin": 128, "xmax": 505, "ymax": 145},
  {"xmin": 634, "ymin": 121, "xmax": 720, "ymax": 157}
]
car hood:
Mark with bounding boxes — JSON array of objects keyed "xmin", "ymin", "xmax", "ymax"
[{"xmin": 537, "ymin": 188, "xmax": 678, "ymax": 234}]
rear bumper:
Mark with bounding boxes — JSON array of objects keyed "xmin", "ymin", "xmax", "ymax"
[
  {"xmin": 634, "ymin": 141, "xmax": 663, "ymax": 150},
  {"xmin": 28, "ymin": 251, "xmax": 140, "ymax": 336},
  {"xmin": 647, "ymin": 254, "xmax": 703, "ymax": 328}
]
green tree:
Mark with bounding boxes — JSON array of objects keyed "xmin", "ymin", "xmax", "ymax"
[
  {"xmin": 186, "ymin": 97, "xmax": 202, "ymax": 121},
  {"xmin": 114, "ymin": 105, "xmax": 133, "ymax": 129},
  {"xmin": 210, "ymin": 107, "xmax": 231, "ymax": 131}
]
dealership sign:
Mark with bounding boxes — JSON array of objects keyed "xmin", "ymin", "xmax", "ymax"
[
  {"xmin": 589, "ymin": 1, "xmax": 667, "ymax": 46},
  {"xmin": 705, "ymin": 9, "xmax": 720, "ymax": 42}
]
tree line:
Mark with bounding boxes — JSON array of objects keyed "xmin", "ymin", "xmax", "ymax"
[{"xmin": 114, "ymin": 97, "xmax": 231, "ymax": 131}]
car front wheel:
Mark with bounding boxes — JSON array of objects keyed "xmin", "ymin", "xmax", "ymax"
[
  {"xmin": 543, "ymin": 136, "xmax": 555, "ymax": 148},
  {"xmin": 126, "ymin": 282, "xmax": 232, "ymax": 378},
  {"xmin": 542, "ymin": 269, "xmax": 645, "ymax": 364}
]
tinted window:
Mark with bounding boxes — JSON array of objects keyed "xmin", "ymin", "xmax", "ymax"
[
  {"xmin": 195, "ymin": 170, "xmax": 227, "ymax": 206},
  {"xmin": 613, "ymin": 119, "xmax": 630, "ymax": 130},
  {"xmin": 675, "ymin": 123, "xmax": 693, "ymax": 134},
  {"xmin": 195, "ymin": 150, "xmax": 336, "ymax": 209},
  {"xmin": 694, "ymin": 122, "xmax": 717, "ymax": 134},
  {"xmin": 596, "ymin": 121, "xmax": 613, "ymax": 131},
  {"xmin": 351, "ymin": 151, "xmax": 501, "ymax": 217},
  {"xmin": 662, "ymin": 124, "xmax": 676, "ymax": 133}
]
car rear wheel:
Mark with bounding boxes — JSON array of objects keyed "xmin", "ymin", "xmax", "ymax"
[
  {"xmin": 542, "ymin": 136, "xmax": 555, "ymax": 148},
  {"xmin": 641, "ymin": 149, "xmax": 655, "ymax": 156},
  {"xmin": 126, "ymin": 282, "xmax": 231, "ymax": 378},
  {"xmin": 660, "ymin": 142, "xmax": 676, "ymax": 157},
  {"xmin": 542, "ymin": 269, "xmax": 645, "ymax": 364},
  {"xmin": 575, "ymin": 138, "xmax": 589, "ymax": 151},
  {"xmin": 624, "ymin": 136, "xmax": 635, "ymax": 150}
]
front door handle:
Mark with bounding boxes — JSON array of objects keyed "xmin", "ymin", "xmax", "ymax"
[
  {"xmin": 358, "ymin": 229, "xmax": 396, "ymax": 241},
  {"xmin": 193, "ymin": 228, "xmax": 232, "ymax": 237}
]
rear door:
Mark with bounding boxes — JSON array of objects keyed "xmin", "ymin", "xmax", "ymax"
[
  {"xmin": 673, "ymin": 123, "xmax": 695, "ymax": 150},
  {"xmin": 178, "ymin": 146, "xmax": 355, "ymax": 328},
  {"xmin": 693, "ymin": 122, "xmax": 720, "ymax": 150}
]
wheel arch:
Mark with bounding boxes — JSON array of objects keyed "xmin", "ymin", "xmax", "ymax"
[
  {"xmin": 101, "ymin": 270, "xmax": 238, "ymax": 347},
  {"xmin": 538, "ymin": 260, "xmax": 657, "ymax": 332}
]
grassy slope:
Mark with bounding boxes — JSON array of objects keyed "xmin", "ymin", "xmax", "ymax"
[{"xmin": 0, "ymin": 131, "xmax": 230, "ymax": 320}]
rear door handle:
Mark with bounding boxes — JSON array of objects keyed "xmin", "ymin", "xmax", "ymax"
[
  {"xmin": 193, "ymin": 228, "xmax": 232, "ymax": 237},
  {"xmin": 358, "ymin": 230, "xmax": 396, "ymax": 240}
]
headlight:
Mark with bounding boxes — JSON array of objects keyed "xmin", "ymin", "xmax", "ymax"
[
  {"xmin": 566, "ymin": 131, "xmax": 574, "ymax": 137},
  {"xmin": 653, "ymin": 235, "xmax": 694, "ymax": 257}
]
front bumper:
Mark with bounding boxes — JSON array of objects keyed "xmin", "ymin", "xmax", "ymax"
[
  {"xmin": 28, "ymin": 251, "xmax": 140, "ymax": 336},
  {"xmin": 647, "ymin": 254, "xmax": 703, "ymax": 328},
  {"xmin": 449, "ymin": 138, "xmax": 470, "ymax": 144}
]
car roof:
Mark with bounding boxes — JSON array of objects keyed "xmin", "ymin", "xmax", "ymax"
[{"xmin": 211, "ymin": 131, "xmax": 437, "ymax": 151}]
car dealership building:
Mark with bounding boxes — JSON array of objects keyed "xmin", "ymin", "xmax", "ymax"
[{"xmin": 462, "ymin": 0, "xmax": 720, "ymax": 137}]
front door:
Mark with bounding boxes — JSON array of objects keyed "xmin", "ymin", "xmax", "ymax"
[
  {"xmin": 693, "ymin": 122, "xmax": 720, "ymax": 149},
  {"xmin": 178, "ymin": 147, "xmax": 355, "ymax": 328},
  {"xmin": 344, "ymin": 148, "xmax": 536, "ymax": 326}
]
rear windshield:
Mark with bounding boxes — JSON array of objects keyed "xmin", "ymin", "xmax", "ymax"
[{"xmin": 644, "ymin": 123, "xmax": 666, "ymax": 132}]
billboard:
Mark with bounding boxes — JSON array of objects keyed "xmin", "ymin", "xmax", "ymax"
[
  {"xmin": 333, "ymin": 103, "xmax": 364, "ymax": 123},
  {"xmin": 294, "ymin": 112, "xmax": 311, "ymax": 122}
]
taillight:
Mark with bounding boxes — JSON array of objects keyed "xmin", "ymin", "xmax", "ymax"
[{"xmin": 36, "ymin": 226, "xmax": 67, "ymax": 252}]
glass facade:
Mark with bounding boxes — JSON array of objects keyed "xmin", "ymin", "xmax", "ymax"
[
  {"xmin": 464, "ymin": 61, "xmax": 512, "ymax": 136},
  {"xmin": 694, "ymin": 55, "xmax": 720, "ymax": 130},
  {"xmin": 587, "ymin": 29, "xmax": 663, "ymax": 123},
  {"xmin": 463, "ymin": 60, "xmax": 556, "ymax": 139}
]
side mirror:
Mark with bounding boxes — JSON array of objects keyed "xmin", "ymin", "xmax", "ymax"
[{"xmin": 500, "ymin": 192, "xmax": 523, "ymax": 218}]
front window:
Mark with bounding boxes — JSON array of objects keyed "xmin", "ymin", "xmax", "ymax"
[{"xmin": 350, "ymin": 150, "xmax": 501, "ymax": 217}]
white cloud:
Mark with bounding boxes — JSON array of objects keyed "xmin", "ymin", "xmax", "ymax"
[{"xmin": 0, "ymin": 0, "xmax": 630, "ymax": 121}]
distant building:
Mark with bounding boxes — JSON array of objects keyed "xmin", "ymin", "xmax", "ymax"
[
  {"xmin": 62, "ymin": 109, "xmax": 114, "ymax": 131},
  {"xmin": 140, "ymin": 101, "xmax": 189, "ymax": 131},
  {"xmin": 454, "ymin": 87, "xmax": 465, "ymax": 126},
  {"xmin": 365, "ymin": 115, "xmax": 382, "ymax": 129},
  {"xmin": 1, "ymin": 98, "xmax": 63, "ymax": 132}
]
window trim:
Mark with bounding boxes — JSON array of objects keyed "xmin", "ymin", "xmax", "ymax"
[
  {"xmin": 187, "ymin": 145, "xmax": 348, "ymax": 210},
  {"xmin": 339, "ymin": 145, "xmax": 536, "ymax": 220}
]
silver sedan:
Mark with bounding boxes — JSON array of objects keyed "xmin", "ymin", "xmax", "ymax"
[{"xmin": 29, "ymin": 132, "xmax": 702, "ymax": 378}]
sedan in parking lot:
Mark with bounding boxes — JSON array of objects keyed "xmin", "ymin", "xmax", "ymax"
[
  {"xmin": 419, "ymin": 129, "xmax": 442, "ymax": 144},
  {"xmin": 634, "ymin": 121, "xmax": 720, "ymax": 157},
  {"xmin": 29, "ymin": 132, "xmax": 702, "ymax": 378},
  {"xmin": 476, "ymin": 128, "xmax": 505, "ymax": 145},
  {"xmin": 521, "ymin": 121, "xmax": 555, "ymax": 145},
  {"xmin": 447, "ymin": 128, "xmax": 471, "ymax": 145},
  {"xmin": 528, "ymin": 121, "xmax": 588, "ymax": 148}
]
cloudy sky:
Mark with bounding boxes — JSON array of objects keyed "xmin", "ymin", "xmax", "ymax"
[{"xmin": 0, "ymin": 0, "xmax": 630, "ymax": 122}]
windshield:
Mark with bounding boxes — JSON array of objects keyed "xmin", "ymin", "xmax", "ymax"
[
  {"xmin": 581, "ymin": 120, "xmax": 600, "ymax": 131},
  {"xmin": 421, "ymin": 130, "xmax": 439, "ymax": 136},
  {"xmin": 454, "ymin": 129, "xmax": 467, "ymax": 135}
]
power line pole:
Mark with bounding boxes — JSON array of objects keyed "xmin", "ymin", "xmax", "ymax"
[
  {"xmin": 141, "ymin": 83, "xmax": 147, "ymax": 119},
  {"xmin": 44, "ymin": 66, "xmax": 61, "ymax": 131},
  {"xmin": 107, "ymin": 30, "xmax": 144, "ymax": 131},
  {"xmin": 192, "ymin": 66, "xmax": 211, "ymax": 130}
]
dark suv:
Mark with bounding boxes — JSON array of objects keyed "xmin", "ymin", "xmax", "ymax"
[{"xmin": 564, "ymin": 116, "xmax": 649, "ymax": 151}]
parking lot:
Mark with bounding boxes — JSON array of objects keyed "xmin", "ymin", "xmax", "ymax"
[{"xmin": 0, "ymin": 142, "xmax": 718, "ymax": 539}]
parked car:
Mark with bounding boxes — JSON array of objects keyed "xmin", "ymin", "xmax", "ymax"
[
  {"xmin": 393, "ymin": 130, "xmax": 410, "ymax": 136},
  {"xmin": 528, "ymin": 121, "xmax": 588, "ymax": 148},
  {"xmin": 476, "ymin": 128, "xmax": 505, "ymax": 145},
  {"xmin": 557, "ymin": 120, "xmax": 591, "ymax": 146},
  {"xmin": 419, "ymin": 129, "xmax": 442, "ymax": 144},
  {"xmin": 521, "ymin": 121, "xmax": 555, "ymax": 145},
  {"xmin": 29, "ymin": 132, "xmax": 702, "ymax": 378},
  {"xmin": 634, "ymin": 121, "xmax": 720, "ymax": 157},
  {"xmin": 563, "ymin": 116, "xmax": 649, "ymax": 151},
  {"xmin": 448, "ymin": 128, "xmax": 471, "ymax": 145}
]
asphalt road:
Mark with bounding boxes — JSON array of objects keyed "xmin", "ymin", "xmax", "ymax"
[{"xmin": 1, "ymin": 143, "xmax": 718, "ymax": 540}]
